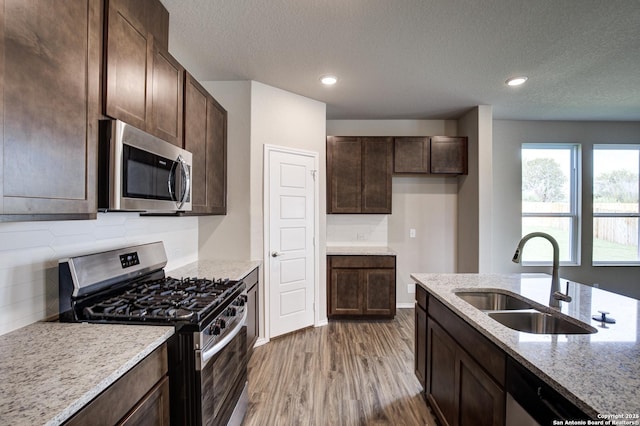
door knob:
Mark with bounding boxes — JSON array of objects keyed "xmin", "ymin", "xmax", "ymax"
[{"xmin": 271, "ymin": 251, "xmax": 283, "ymax": 257}]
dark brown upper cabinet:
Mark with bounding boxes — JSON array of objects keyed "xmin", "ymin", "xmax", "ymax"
[
  {"xmin": 1, "ymin": 0, "xmax": 102, "ymax": 219},
  {"xmin": 327, "ymin": 136, "xmax": 392, "ymax": 214},
  {"xmin": 183, "ymin": 73, "xmax": 227, "ymax": 215},
  {"xmin": 105, "ymin": 0, "xmax": 183, "ymax": 147},
  {"xmin": 394, "ymin": 136, "xmax": 468, "ymax": 175}
]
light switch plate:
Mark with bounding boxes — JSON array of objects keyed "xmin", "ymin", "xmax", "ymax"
[{"xmin": 409, "ymin": 228, "xmax": 416, "ymax": 238}]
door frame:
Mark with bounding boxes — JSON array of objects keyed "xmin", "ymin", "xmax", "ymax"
[{"xmin": 263, "ymin": 144, "xmax": 320, "ymax": 341}]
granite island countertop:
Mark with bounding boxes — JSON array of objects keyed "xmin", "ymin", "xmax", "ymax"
[
  {"xmin": 326, "ymin": 246, "xmax": 396, "ymax": 256},
  {"xmin": 411, "ymin": 272, "xmax": 640, "ymax": 418},
  {"xmin": 0, "ymin": 322, "xmax": 174, "ymax": 426}
]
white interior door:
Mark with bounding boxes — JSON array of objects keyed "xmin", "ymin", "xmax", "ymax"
[{"xmin": 267, "ymin": 147, "xmax": 317, "ymax": 338}]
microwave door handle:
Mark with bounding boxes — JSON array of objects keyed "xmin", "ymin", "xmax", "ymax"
[
  {"xmin": 175, "ymin": 155, "xmax": 190, "ymax": 209},
  {"xmin": 168, "ymin": 160, "xmax": 178, "ymax": 203}
]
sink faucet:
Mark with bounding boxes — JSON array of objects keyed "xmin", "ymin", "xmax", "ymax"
[{"xmin": 512, "ymin": 232, "xmax": 569, "ymax": 309}]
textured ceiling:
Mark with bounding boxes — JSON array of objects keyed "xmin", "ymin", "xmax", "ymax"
[{"xmin": 160, "ymin": 0, "xmax": 640, "ymax": 121}]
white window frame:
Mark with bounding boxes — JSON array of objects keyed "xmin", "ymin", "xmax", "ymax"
[
  {"xmin": 592, "ymin": 144, "xmax": 640, "ymax": 266},
  {"xmin": 521, "ymin": 143, "xmax": 581, "ymax": 266}
]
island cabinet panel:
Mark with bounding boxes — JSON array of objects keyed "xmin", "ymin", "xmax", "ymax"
[
  {"xmin": 414, "ymin": 285, "xmax": 428, "ymax": 388},
  {"xmin": 419, "ymin": 291, "xmax": 506, "ymax": 426},
  {"xmin": 64, "ymin": 343, "xmax": 169, "ymax": 426},
  {"xmin": 327, "ymin": 255, "xmax": 396, "ymax": 318},
  {"xmin": 327, "ymin": 136, "xmax": 392, "ymax": 214},
  {"xmin": 182, "ymin": 72, "xmax": 227, "ymax": 215},
  {"xmin": 393, "ymin": 136, "xmax": 468, "ymax": 175},
  {"xmin": 1, "ymin": 0, "xmax": 101, "ymax": 218}
]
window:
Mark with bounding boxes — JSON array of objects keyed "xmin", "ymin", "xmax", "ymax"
[
  {"xmin": 593, "ymin": 145, "xmax": 640, "ymax": 264},
  {"xmin": 521, "ymin": 144, "xmax": 580, "ymax": 264}
]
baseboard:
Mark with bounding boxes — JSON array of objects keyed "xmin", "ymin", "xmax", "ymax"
[
  {"xmin": 315, "ymin": 319, "xmax": 329, "ymax": 327},
  {"xmin": 396, "ymin": 302, "xmax": 414, "ymax": 309},
  {"xmin": 254, "ymin": 337, "xmax": 269, "ymax": 348}
]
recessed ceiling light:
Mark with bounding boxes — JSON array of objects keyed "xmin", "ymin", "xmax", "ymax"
[
  {"xmin": 320, "ymin": 75, "xmax": 338, "ymax": 86},
  {"xmin": 506, "ymin": 76, "xmax": 528, "ymax": 86}
]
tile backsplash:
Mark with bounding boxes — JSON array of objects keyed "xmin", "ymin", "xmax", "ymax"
[
  {"xmin": 0, "ymin": 213, "xmax": 198, "ymax": 335},
  {"xmin": 326, "ymin": 215, "xmax": 388, "ymax": 246}
]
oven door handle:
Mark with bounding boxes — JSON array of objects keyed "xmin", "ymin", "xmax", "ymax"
[{"xmin": 197, "ymin": 308, "xmax": 247, "ymax": 370}]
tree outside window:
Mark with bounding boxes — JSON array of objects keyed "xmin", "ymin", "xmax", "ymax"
[{"xmin": 521, "ymin": 144, "xmax": 579, "ymax": 264}]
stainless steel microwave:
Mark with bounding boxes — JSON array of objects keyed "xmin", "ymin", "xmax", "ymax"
[{"xmin": 98, "ymin": 120, "xmax": 192, "ymax": 213}]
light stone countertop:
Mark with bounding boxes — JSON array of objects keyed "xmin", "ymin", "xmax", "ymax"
[
  {"xmin": 326, "ymin": 246, "xmax": 396, "ymax": 256},
  {"xmin": 411, "ymin": 272, "xmax": 640, "ymax": 418},
  {"xmin": 167, "ymin": 259, "xmax": 261, "ymax": 281},
  {"xmin": 0, "ymin": 322, "xmax": 174, "ymax": 426}
]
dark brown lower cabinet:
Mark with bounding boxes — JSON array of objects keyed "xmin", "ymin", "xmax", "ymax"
[
  {"xmin": 64, "ymin": 344, "xmax": 169, "ymax": 426},
  {"xmin": 416, "ymin": 288, "xmax": 505, "ymax": 426},
  {"xmin": 328, "ymin": 255, "xmax": 396, "ymax": 319},
  {"xmin": 244, "ymin": 267, "xmax": 260, "ymax": 359},
  {"xmin": 427, "ymin": 319, "xmax": 504, "ymax": 426}
]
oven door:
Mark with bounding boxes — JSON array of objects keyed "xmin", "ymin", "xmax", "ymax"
[{"xmin": 196, "ymin": 321, "xmax": 248, "ymax": 426}]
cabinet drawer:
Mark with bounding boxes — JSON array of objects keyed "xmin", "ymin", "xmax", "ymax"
[
  {"xmin": 65, "ymin": 344, "xmax": 168, "ymax": 426},
  {"xmin": 329, "ymin": 255, "xmax": 395, "ymax": 269},
  {"xmin": 428, "ymin": 297, "xmax": 505, "ymax": 385}
]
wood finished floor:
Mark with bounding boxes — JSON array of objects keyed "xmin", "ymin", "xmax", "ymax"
[{"xmin": 242, "ymin": 309, "xmax": 437, "ymax": 426}]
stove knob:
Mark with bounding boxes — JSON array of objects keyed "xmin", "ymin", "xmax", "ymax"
[
  {"xmin": 227, "ymin": 307, "xmax": 237, "ymax": 316},
  {"xmin": 219, "ymin": 319, "xmax": 226, "ymax": 329},
  {"xmin": 211, "ymin": 324, "xmax": 221, "ymax": 336},
  {"xmin": 235, "ymin": 297, "xmax": 245, "ymax": 307}
]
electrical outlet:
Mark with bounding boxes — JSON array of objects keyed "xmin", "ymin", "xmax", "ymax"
[
  {"xmin": 356, "ymin": 233, "xmax": 366, "ymax": 241},
  {"xmin": 408, "ymin": 283, "xmax": 415, "ymax": 294},
  {"xmin": 409, "ymin": 228, "xmax": 416, "ymax": 238}
]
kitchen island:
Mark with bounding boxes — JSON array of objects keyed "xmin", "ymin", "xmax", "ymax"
[{"xmin": 412, "ymin": 273, "xmax": 640, "ymax": 421}]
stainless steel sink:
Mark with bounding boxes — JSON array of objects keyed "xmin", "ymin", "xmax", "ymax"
[
  {"xmin": 488, "ymin": 311, "xmax": 597, "ymax": 335},
  {"xmin": 455, "ymin": 291, "xmax": 534, "ymax": 311}
]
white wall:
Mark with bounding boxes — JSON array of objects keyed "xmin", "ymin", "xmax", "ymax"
[
  {"xmin": 493, "ymin": 120, "xmax": 640, "ymax": 299},
  {"xmin": 198, "ymin": 81, "xmax": 252, "ymax": 261},
  {"xmin": 0, "ymin": 214, "xmax": 198, "ymax": 335},
  {"xmin": 326, "ymin": 119, "xmax": 460, "ymax": 305},
  {"xmin": 457, "ymin": 106, "xmax": 493, "ymax": 273},
  {"xmin": 250, "ymin": 81, "xmax": 328, "ymax": 327}
]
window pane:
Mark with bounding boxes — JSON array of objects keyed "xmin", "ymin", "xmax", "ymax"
[
  {"xmin": 593, "ymin": 149, "xmax": 639, "ymax": 213},
  {"xmin": 522, "ymin": 148, "xmax": 572, "ymax": 213},
  {"xmin": 522, "ymin": 217, "xmax": 573, "ymax": 262},
  {"xmin": 593, "ymin": 217, "xmax": 640, "ymax": 262}
]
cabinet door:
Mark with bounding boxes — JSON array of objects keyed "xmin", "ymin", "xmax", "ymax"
[
  {"xmin": 118, "ymin": 376, "xmax": 170, "ymax": 426},
  {"xmin": 415, "ymin": 305, "xmax": 427, "ymax": 388},
  {"xmin": 426, "ymin": 319, "xmax": 457, "ymax": 426},
  {"xmin": 329, "ymin": 268, "xmax": 362, "ymax": 316},
  {"xmin": 206, "ymin": 96, "xmax": 227, "ymax": 214},
  {"xmin": 246, "ymin": 282, "xmax": 258, "ymax": 358},
  {"xmin": 183, "ymin": 73, "xmax": 209, "ymax": 211},
  {"xmin": 105, "ymin": 0, "xmax": 152, "ymax": 131},
  {"xmin": 327, "ymin": 136, "xmax": 362, "ymax": 213},
  {"xmin": 430, "ymin": 136, "xmax": 468, "ymax": 175},
  {"xmin": 1, "ymin": 0, "xmax": 100, "ymax": 217},
  {"xmin": 457, "ymin": 349, "xmax": 505, "ymax": 426},
  {"xmin": 183, "ymin": 74, "xmax": 227, "ymax": 215},
  {"xmin": 394, "ymin": 137, "xmax": 430, "ymax": 173},
  {"xmin": 149, "ymin": 44, "xmax": 183, "ymax": 147},
  {"xmin": 362, "ymin": 137, "xmax": 392, "ymax": 213},
  {"xmin": 362, "ymin": 268, "xmax": 395, "ymax": 316}
]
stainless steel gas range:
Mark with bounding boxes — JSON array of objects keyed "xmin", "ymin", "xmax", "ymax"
[{"xmin": 59, "ymin": 242, "xmax": 248, "ymax": 426}]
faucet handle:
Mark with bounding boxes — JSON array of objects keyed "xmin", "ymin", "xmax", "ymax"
[{"xmin": 552, "ymin": 281, "xmax": 572, "ymax": 303}]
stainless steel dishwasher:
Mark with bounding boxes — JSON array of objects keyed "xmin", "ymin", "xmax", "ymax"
[{"xmin": 506, "ymin": 357, "xmax": 591, "ymax": 426}]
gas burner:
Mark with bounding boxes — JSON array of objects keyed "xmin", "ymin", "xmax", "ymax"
[{"xmin": 80, "ymin": 275, "xmax": 242, "ymax": 324}]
